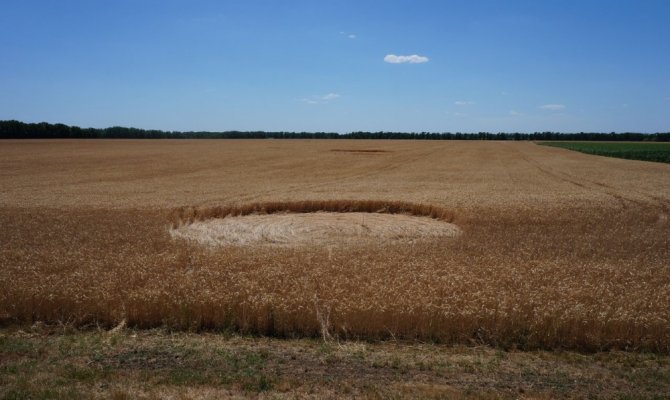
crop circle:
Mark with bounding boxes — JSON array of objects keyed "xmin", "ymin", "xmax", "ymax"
[{"xmin": 169, "ymin": 200, "xmax": 460, "ymax": 247}]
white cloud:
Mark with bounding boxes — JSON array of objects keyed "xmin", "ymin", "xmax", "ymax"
[
  {"xmin": 509, "ymin": 110, "xmax": 522, "ymax": 116},
  {"xmin": 348, "ymin": 34, "xmax": 356, "ymax": 39},
  {"xmin": 539, "ymin": 104, "xmax": 566, "ymax": 111},
  {"xmin": 384, "ymin": 54, "xmax": 429, "ymax": 64},
  {"xmin": 321, "ymin": 93, "xmax": 341, "ymax": 100},
  {"xmin": 454, "ymin": 100, "xmax": 475, "ymax": 106},
  {"xmin": 299, "ymin": 93, "xmax": 341, "ymax": 105}
]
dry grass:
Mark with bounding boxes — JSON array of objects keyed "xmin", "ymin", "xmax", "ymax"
[{"xmin": 0, "ymin": 140, "xmax": 669, "ymax": 352}]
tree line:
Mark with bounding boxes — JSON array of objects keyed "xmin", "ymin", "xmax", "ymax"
[{"xmin": 1, "ymin": 120, "xmax": 668, "ymax": 141}]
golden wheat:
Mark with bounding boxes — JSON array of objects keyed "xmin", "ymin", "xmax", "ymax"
[{"xmin": 0, "ymin": 140, "xmax": 669, "ymax": 352}]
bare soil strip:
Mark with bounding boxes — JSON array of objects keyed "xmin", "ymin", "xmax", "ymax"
[{"xmin": 330, "ymin": 149, "xmax": 391, "ymax": 153}]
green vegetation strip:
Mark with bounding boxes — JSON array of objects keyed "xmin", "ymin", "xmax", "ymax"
[
  {"xmin": 541, "ymin": 142, "xmax": 670, "ymax": 163},
  {"xmin": 2, "ymin": 328, "xmax": 670, "ymax": 399}
]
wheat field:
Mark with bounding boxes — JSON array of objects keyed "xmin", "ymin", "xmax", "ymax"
[{"xmin": 1, "ymin": 139, "xmax": 669, "ymax": 352}]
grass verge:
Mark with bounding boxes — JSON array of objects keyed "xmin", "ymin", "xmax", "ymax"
[{"xmin": 1, "ymin": 326, "xmax": 670, "ymax": 399}]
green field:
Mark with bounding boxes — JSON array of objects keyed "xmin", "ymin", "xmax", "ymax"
[{"xmin": 541, "ymin": 142, "xmax": 670, "ymax": 163}]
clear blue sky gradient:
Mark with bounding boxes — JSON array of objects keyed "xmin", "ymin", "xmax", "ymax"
[{"xmin": 1, "ymin": 1, "xmax": 669, "ymax": 133}]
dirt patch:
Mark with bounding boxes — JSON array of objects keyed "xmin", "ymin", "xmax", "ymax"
[
  {"xmin": 170, "ymin": 212, "xmax": 460, "ymax": 247},
  {"xmin": 330, "ymin": 149, "xmax": 391, "ymax": 153}
]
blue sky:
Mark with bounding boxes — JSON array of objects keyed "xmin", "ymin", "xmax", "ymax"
[{"xmin": 1, "ymin": 1, "xmax": 669, "ymax": 133}]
